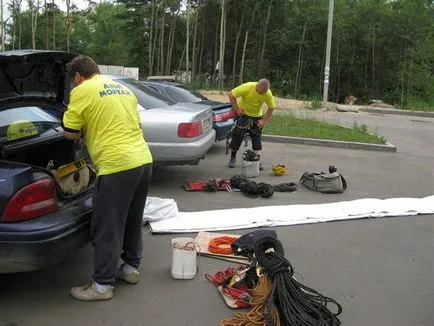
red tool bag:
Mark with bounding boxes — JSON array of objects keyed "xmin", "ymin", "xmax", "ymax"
[{"xmin": 184, "ymin": 178, "xmax": 231, "ymax": 192}]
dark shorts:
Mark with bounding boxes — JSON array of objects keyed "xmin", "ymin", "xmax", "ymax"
[{"xmin": 229, "ymin": 115, "xmax": 263, "ymax": 151}]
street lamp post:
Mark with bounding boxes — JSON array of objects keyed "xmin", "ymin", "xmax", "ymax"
[{"xmin": 323, "ymin": 0, "xmax": 335, "ymax": 104}]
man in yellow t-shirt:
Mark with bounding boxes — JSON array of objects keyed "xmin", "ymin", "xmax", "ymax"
[
  {"xmin": 62, "ymin": 55, "xmax": 153, "ymax": 301},
  {"xmin": 227, "ymin": 79, "xmax": 275, "ymax": 169}
]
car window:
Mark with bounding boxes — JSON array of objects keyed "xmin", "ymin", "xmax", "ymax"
[
  {"xmin": 166, "ymin": 85, "xmax": 207, "ymax": 103},
  {"xmin": 146, "ymin": 85, "xmax": 162, "ymax": 94},
  {"xmin": 0, "ymin": 106, "xmax": 60, "ymax": 143},
  {"xmin": 115, "ymin": 78, "xmax": 176, "ymax": 109}
]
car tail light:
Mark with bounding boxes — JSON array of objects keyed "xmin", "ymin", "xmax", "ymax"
[
  {"xmin": 1, "ymin": 179, "xmax": 58, "ymax": 223},
  {"xmin": 178, "ymin": 121, "xmax": 203, "ymax": 138},
  {"xmin": 213, "ymin": 111, "xmax": 237, "ymax": 122}
]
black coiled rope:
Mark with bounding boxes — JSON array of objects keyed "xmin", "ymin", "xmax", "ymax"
[
  {"xmin": 230, "ymin": 175, "xmax": 297, "ymax": 198},
  {"xmin": 230, "ymin": 175, "xmax": 274, "ymax": 198},
  {"xmin": 255, "ymin": 237, "xmax": 343, "ymax": 326}
]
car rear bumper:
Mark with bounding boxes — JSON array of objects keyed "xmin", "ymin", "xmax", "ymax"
[
  {"xmin": 214, "ymin": 119, "xmax": 234, "ymax": 142},
  {"xmin": 149, "ymin": 129, "xmax": 216, "ymax": 165},
  {"xmin": 0, "ymin": 198, "xmax": 92, "ymax": 274}
]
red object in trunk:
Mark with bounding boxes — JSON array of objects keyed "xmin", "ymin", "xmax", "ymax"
[{"xmin": 2, "ymin": 178, "xmax": 58, "ymax": 223}]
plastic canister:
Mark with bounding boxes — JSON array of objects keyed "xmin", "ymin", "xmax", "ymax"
[
  {"xmin": 170, "ymin": 237, "xmax": 197, "ymax": 280},
  {"xmin": 241, "ymin": 159, "xmax": 260, "ymax": 178}
]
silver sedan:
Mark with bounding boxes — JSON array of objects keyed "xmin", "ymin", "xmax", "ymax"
[{"xmin": 106, "ymin": 75, "xmax": 215, "ymax": 166}]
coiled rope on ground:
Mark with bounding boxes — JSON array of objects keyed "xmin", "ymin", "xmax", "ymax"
[
  {"xmin": 230, "ymin": 175, "xmax": 297, "ymax": 199},
  {"xmin": 254, "ymin": 237, "xmax": 343, "ymax": 326}
]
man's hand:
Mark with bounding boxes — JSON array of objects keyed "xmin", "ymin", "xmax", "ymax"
[{"xmin": 257, "ymin": 119, "xmax": 265, "ymax": 128}]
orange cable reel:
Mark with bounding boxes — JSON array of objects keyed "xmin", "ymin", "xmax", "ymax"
[{"xmin": 208, "ymin": 236, "xmax": 239, "ymax": 255}]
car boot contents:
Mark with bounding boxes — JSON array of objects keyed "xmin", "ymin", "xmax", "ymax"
[{"xmin": 50, "ymin": 158, "xmax": 97, "ymax": 196}]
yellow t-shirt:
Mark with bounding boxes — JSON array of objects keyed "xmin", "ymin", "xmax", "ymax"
[
  {"xmin": 231, "ymin": 82, "xmax": 275, "ymax": 118},
  {"xmin": 63, "ymin": 75, "xmax": 153, "ymax": 175}
]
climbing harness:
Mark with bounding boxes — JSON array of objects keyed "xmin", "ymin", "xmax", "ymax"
[{"xmin": 225, "ymin": 116, "xmax": 260, "ymax": 155}]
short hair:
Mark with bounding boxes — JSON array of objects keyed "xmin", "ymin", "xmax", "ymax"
[
  {"xmin": 257, "ymin": 78, "xmax": 270, "ymax": 89},
  {"xmin": 66, "ymin": 55, "xmax": 100, "ymax": 79}
]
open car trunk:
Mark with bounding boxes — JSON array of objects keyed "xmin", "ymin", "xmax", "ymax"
[{"xmin": 2, "ymin": 136, "xmax": 96, "ymax": 199}]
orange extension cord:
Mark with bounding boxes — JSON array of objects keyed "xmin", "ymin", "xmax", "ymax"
[{"xmin": 208, "ymin": 236, "xmax": 239, "ymax": 254}]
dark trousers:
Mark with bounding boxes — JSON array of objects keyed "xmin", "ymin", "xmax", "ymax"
[
  {"xmin": 229, "ymin": 115, "xmax": 263, "ymax": 152},
  {"xmin": 91, "ymin": 163, "xmax": 152, "ymax": 285}
]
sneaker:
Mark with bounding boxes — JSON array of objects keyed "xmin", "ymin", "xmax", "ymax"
[
  {"xmin": 228, "ymin": 157, "xmax": 236, "ymax": 168},
  {"xmin": 70, "ymin": 282, "xmax": 113, "ymax": 301},
  {"xmin": 116, "ymin": 266, "xmax": 140, "ymax": 284},
  {"xmin": 259, "ymin": 162, "xmax": 264, "ymax": 171}
]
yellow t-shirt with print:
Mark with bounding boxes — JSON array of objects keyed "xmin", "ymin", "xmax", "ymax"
[
  {"xmin": 63, "ymin": 75, "xmax": 153, "ymax": 176},
  {"xmin": 231, "ymin": 82, "xmax": 275, "ymax": 118}
]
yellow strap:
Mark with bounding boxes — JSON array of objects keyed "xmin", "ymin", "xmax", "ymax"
[{"xmin": 55, "ymin": 159, "xmax": 92, "ymax": 179}]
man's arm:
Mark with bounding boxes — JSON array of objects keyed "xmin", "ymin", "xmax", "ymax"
[
  {"xmin": 64, "ymin": 130, "xmax": 82, "ymax": 140},
  {"xmin": 62, "ymin": 88, "xmax": 86, "ymax": 140},
  {"xmin": 257, "ymin": 108, "xmax": 274, "ymax": 128},
  {"xmin": 257, "ymin": 91, "xmax": 275, "ymax": 128},
  {"xmin": 263, "ymin": 108, "xmax": 274, "ymax": 124},
  {"xmin": 228, "ymin": 92, "xmax": 243, "ymax": 116}
]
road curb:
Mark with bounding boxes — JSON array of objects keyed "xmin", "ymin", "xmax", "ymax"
[
  {"xmin": 262, "ymin": 134, "xmax": 397, "ymax": 152},
  {"xmin": 359, "ymin": 107, "xmax": 434, "ymax": 118}
]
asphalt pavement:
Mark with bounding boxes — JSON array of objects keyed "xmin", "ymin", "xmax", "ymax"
[{"xmin": 1, "ymin": 110, "xmax": 434, "ymax": 326}]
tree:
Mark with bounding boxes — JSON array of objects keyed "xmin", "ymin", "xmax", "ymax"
[
  {"xmin": 218, "ymin": 0, "xmax": 226, "ymax": 91},
  {"xmin": 64, "ymin": 0, "xmax": 73, "ymax": 51},
  {"xmin": 2, "ymin": 0, "xmax": 433, "ymax": 109},
  {"xmin": 27, "ymin": 0, "xmax": 41, "ymax": 49}
]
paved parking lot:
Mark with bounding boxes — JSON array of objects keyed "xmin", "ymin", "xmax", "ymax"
[{"xmin": 1, "ymin": 111, "xmax": 434, "ymax": 326}]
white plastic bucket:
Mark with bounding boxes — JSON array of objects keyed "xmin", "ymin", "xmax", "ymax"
[
  {"xmin": 241, "ymin": 160, "xmax": 260, "ymax": 178},
  {"xmin": 170, "ymin": 237, "xmax": 197, "ymax": 280}
]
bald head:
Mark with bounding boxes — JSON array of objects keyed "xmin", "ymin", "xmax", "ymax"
[{"xmin": 256, "ymin": 79, "xmax": 270, "ymax": 94}]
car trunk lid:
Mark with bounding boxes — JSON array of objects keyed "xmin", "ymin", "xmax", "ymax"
[
  {"xmin": 139, "ymin": 103, "xmax": 213, "ymax": 143},
  {"xmin": 0, "ymin": 50, "xmax": 78, "ymax": 109}
]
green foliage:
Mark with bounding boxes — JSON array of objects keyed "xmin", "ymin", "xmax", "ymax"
[
  {"xmin": 264, "ymin": 113, "xmax": 387, "ymax": 144},
  {"xmin": 3, "ymin": 0, "xmax": 434, "ymax": 108}
]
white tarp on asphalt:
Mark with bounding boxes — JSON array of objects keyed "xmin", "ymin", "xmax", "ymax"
[
  {"xmin": 148, "ymin": 196, "xmax": 434, "ymax": 233},
  {"xmin": 143, "ymin": 197, "xmax": 179, "ymax": 224}
]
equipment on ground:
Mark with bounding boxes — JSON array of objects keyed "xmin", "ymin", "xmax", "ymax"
[
  {"xmin": 272, "ymin": 164, "xmax": 288, "ymax": 176},
  {"xmin": 183, "ymin": 178, "xmax": 232, "ymax": 192},
  {"xmin": 218, "ymin": 232, "xmax": 343, "ymax": 325},
  {"xmin": 300, "ymin": 166, "xmax": 347, "ymax": 194}
]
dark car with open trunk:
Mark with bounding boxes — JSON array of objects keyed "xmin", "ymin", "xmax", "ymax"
[{"xmin": 0, "ymin": 50, "xmax": 95, "ymax": 273}]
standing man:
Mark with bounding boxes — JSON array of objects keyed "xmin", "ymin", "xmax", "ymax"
[
  {"xmin": 62, "ymin": 55, "xmax": 153, "ymax": 301},
  {"xmin": 227, "ymin": 79, "xmax": 275, "ymax": 169}
]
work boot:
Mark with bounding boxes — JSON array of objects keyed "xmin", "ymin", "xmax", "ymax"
[
  {"xmin": 70, "ymin": 282, "xmax": 113, "ymax": 301},
  {"xmin": 116, "ymin": 265, "xmax": 140, "ymax": 284},
  {"xmin": 228, "ymin": 157, "xmax": 236, "ymax": 168}
]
